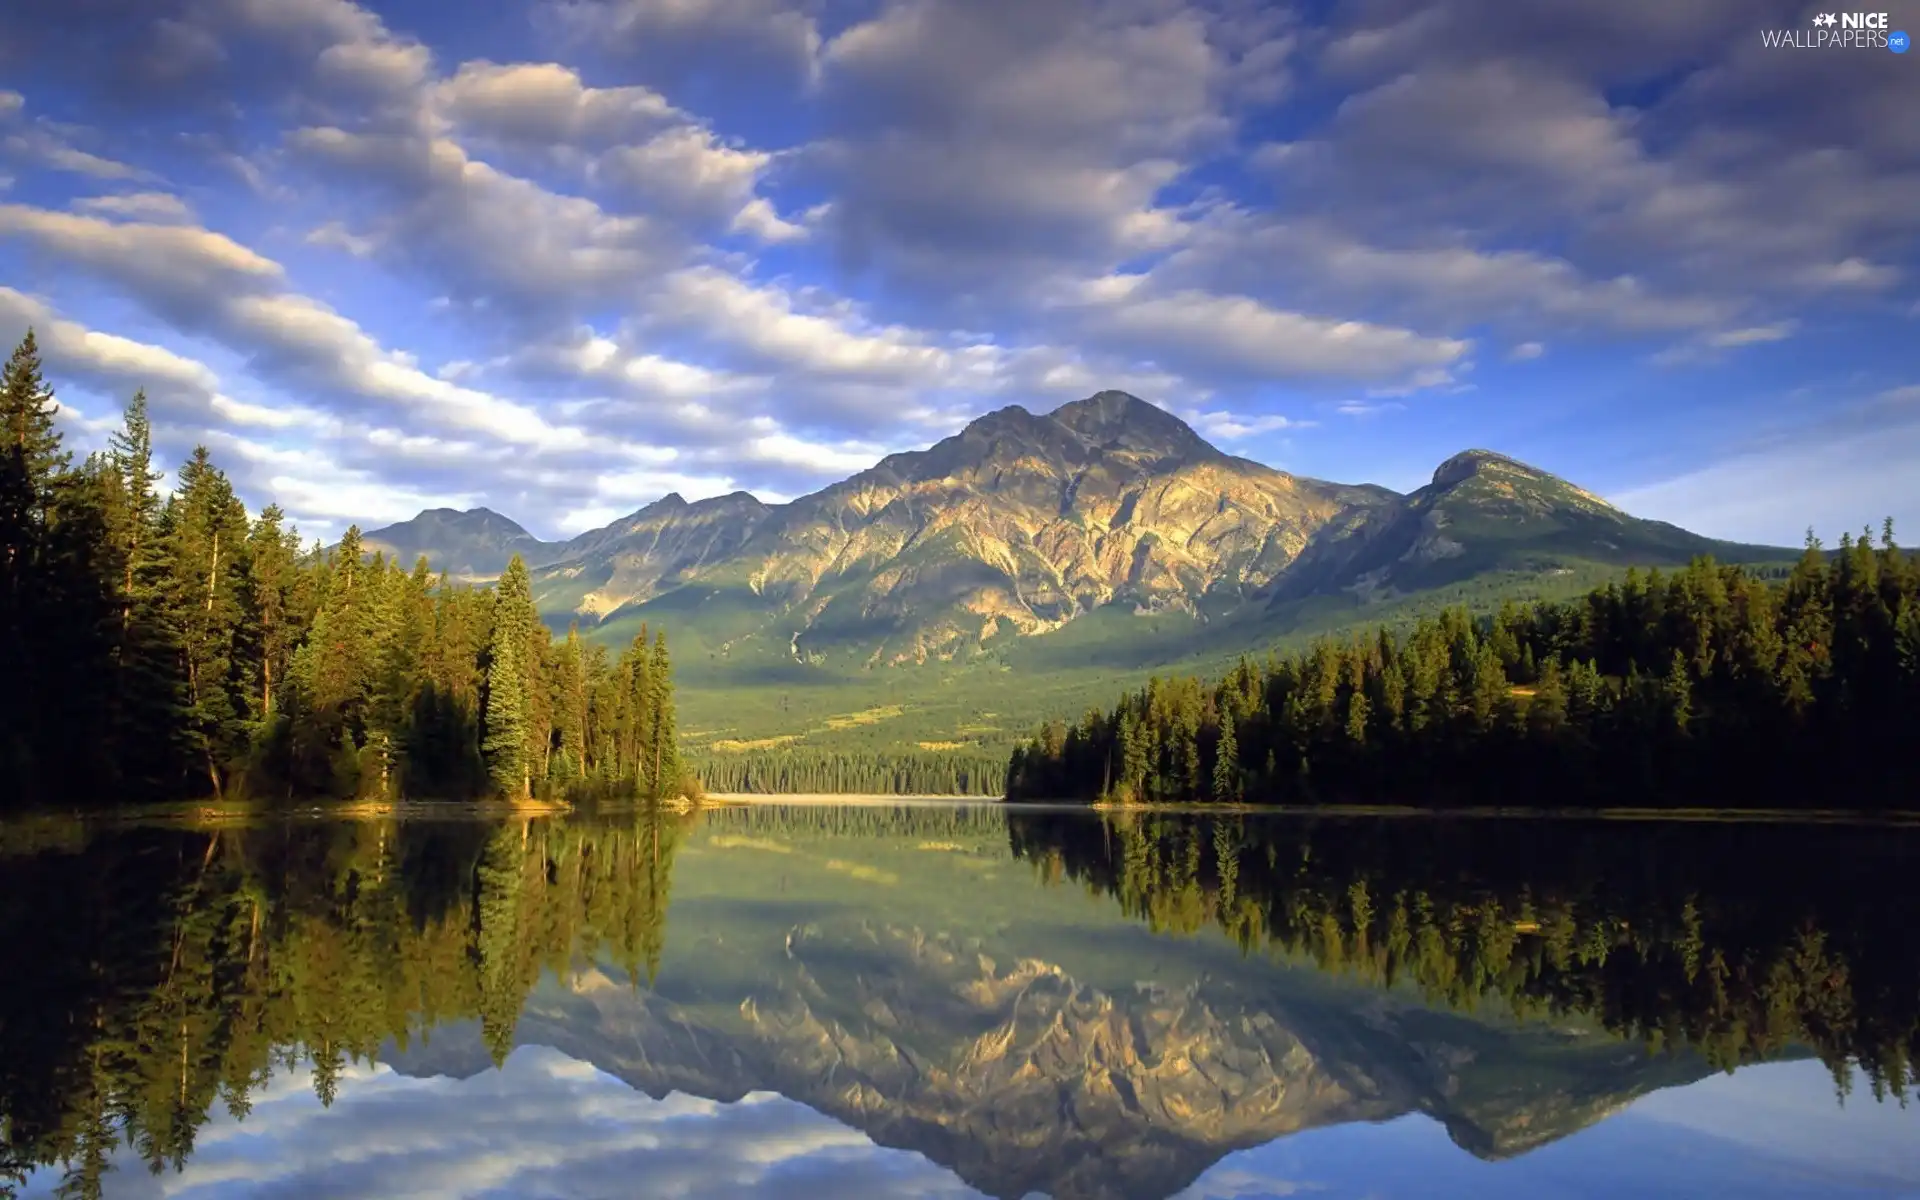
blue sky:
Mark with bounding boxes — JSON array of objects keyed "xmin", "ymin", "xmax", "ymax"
[{"xmin": 0, "ymin": 0, "xmax": 1916, "ymax": 544}]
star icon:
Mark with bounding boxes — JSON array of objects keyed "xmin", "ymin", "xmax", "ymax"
[{"xmin": 1813, "ymin": 12, "xmax": 1837, "ymax": 26}]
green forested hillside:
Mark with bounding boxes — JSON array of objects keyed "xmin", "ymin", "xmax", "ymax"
[
  {"xmin": 1009, "ymin": 531, "xmax": 1920, "ymax": 809},
  {"xmin": 0, "ymin": 333, "xmax": 684, "ymax": 810}
]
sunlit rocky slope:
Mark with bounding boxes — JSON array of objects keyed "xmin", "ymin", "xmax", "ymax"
[{"xmin": 361, "ymin": 391, "xmax": 1785, "ymax": 666}]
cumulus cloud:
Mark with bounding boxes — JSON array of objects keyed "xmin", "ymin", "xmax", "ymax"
[
  {"xmin": 287, "ymin": 126, "xmax": 671, "ymax": 320},
  {"xmin": 432, "ymin": 61, "xmax": 680, "ymax": 147},
  {"xmin": 0, "ymin": 286, "xmax": 225, "ymax": 419},
  {"xmin": 1065, "ymin": 286, "xmax": 1470, "ymax": 388},
  {"xmin": 0, "ymin": 0, "xmax": 1911, "ymax": 540},
  {"xmin": 800, "ymin": 0, "xmax": 1258, "ymax": 294}
]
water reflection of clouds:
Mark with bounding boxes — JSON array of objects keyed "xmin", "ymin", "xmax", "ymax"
[
  {"xmin": 1180, "ymin": 1061, "xmax": 1920, "ymax": 1200},
  {"xmin": 24, "ymin": 1054, "xmax": 1918, "ymax": 1199},
  {"xmin": 22, "ymin": 1046, "xmax": 988, "ymax": 1200}
]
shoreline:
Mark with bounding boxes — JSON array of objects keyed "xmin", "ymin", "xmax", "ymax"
[{"xmin": 704, "ymin": 792, "xmax": 1006, "ymax": 806}]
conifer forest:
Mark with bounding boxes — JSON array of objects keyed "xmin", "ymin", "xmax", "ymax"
[
  {"xmin": 1007, "ymin": 535, "xmax": 1920, "ymax": 808},
  {"xmin": 0, "ymin": 332, "xmax": 684, "ymax": 812}
]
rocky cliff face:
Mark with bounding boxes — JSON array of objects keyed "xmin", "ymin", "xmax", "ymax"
[
  {"xmin": 360, "ymin": 393, "xmax": 1782, "ymax": 661},
  {"xmin": 534, "ymin": 491, "xmax": 773, "ymax": 622},
  {"xmin": 385, "ymin": 917, "xmax": 1709, "ymax": 1200},
  {"xmin": 519, "ymin": 391, "xmax": 1399, "ymax": 662}
]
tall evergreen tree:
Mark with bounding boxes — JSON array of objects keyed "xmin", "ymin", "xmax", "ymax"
[
  {"xmin": 0, "ymin": 329, "xmax": 69, "ymax": 498},
  {"xmin": 482, "ymin": 608, "xmax": 529, "ymax": 798},
  {"xmin": 1211, "ymin": 715, "xmax": 1240, "ymax": 802},
  {"xmin": 645, "ymin": 630, "xmax": 680, "ymax": 796}
]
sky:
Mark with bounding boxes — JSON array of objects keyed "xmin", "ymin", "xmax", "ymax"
[
  {"xmin": 0, "ymin": 0, "xmax": 1916, "ymax": 546},
  {"xmin": 22, "ymin": 1049, "xmax": 1920, "ymax": 1198}
]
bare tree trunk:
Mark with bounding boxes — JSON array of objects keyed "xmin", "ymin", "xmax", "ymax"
[{"xmin": 205, "ymin": 530, "xmax": 219, "ymax": 612}]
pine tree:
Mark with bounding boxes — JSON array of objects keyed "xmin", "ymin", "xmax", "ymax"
[
  {"xmin": 1211, "ymin": 716, "xmax": 1241, "ymax": 802},
  {"xmin": 490, "ymin": 555, "xmax": 547, "ymax": 786},
  {"xmin": 0, "ymin": 330, "xmax": 70, "ymax": 500},
  {"xmin": 245, "ymin": 506, "xmax": 299, "ymax": 720},
  {"xmin": 163, "ymin": 447, "xmax": 254, "ymax": 794},
  {"xmin": 481, "ymin": 626, "xmax": 528, "ymax": 798},
  {"xmin": 646, "ymin": 630, "xmax": 680, "ymax": 797}
]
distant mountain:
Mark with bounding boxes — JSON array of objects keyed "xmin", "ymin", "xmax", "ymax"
[
  {"xmin": 360, "ymin": 507, "xmax": 559, "ymax": 581},
  {"xmin": 354, "ymin": 393, "xmax": 1792, "ymax": 664},
  {"xmin": 1267, "ymin": 448, "xmax": 1783, "ymax": 604}
]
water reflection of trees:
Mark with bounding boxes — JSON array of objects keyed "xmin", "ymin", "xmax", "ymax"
[
  {"xmin": 0, "ymin": 812, "xmax": 683, "ymax": 1199},
  {"xmin": 1008, "ymin": 812, "xmax": 1920, "ymax": 1104}
]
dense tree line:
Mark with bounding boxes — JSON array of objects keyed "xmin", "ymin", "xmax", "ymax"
[
  {"xmin": 0, "ymin": 331, "xmax": 684, "ymax": 810},
  {"xmin": 692, "ymin": 749, "xmax": 1005, "ymax": 795},
  {"xmin": 1007, "ymin": 536, "xmax": 1920, "ymax": 807},
  {"xmin": 1006, "ymin": 811, "xmax": 1920, "ymax": 1102},
  {"xmin": 700, "ymin": 800, "xmax": 1010, "ymax": 841},
  {"xmin": 0, "ymin": 813, "xmax": 684, "ymax": 1197}
]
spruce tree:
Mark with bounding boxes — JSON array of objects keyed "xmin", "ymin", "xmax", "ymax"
[
  {"xmin": 481, "ymin": 626, "xmax": 528, "ymax": 798},
  {"xmin": 646, "ymin": 630, "xmax": 679, "ymax": 797},
  {"xmin": 0, "ymin": 330, "xmax": 69, "ymax": 499},
  {"xmin": 1211, "ymin": 716, "xmax": 1240, "ymax": 802}
]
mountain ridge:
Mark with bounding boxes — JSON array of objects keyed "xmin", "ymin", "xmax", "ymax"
[{"xmin": 357, "ymin": 392, "xmax": 1789, "ymax": 669}]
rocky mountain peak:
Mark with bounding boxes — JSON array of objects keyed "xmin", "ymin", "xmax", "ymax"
[
  {"xmin": 1049, "ymin": 390, "xmax": 1211, "ymax": 460},
  {"xmin": 1430, "ymin": 449, "xmax": 1546, "ymax": 489}
]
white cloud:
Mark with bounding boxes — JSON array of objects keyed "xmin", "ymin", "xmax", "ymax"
[
  {"xmin": 317, "ymin": 35, "xmax": 433, "ymax": 98},
  {"xmin": 1706, "ymin": 322, "xmax": 1797, "ymax": 349},
  {"xmin": 595, "ymin": 125, "xmax": 774, "ymax": 228},
  {"xmin": 305, "ymin": 219, "xmax": 379, "ymax": 257},
  {"xmin": 0, "ymin": 204, "xmax": 283, "ymax": 310},
  {"xmin": 1652, "ymin": 321, "xmax": 1798, "ymax": 365},
  {"xmin": 648, "ymin": 267, "xmax": 989, "ymax": 389},
  {"xmin": 1507, "ymin": 341, "xmax": 1544, "ymax": 361},
  {"xmin": 0, "ymin": 286, "xmax": 216, "ymax": 398},
  {"xmin": 71, "ymin": 190, "xmax": 196, "ymax": 223},
  {"xmin": 432, "ymin": 61, "xmax": 680, "ymax": 147},
  {"xmin": 288, "ymin": 127, "xmax": 669, "ymax": 318},
  {"xmin": 1186, "ymin": 409, "xmax": 1309, "ymax": 441},
  {"xmin": 1073, "ymin": 288, "xmax": 1470, "ymax": 386}
]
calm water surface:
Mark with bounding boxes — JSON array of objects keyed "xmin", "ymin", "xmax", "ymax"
[{"xmin": 3, "ymin": 804, "xmax": 1917, "ymax": 1199}]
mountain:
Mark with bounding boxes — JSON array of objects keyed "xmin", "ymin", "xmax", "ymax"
[
  {"xmin": 360, "ymin": 507, "xmax": 559, "ymax": 581},
  {"xmin": 356, "ymin": 392, "xmax": 1792, "ymax": 674},
  {"xmin": 531, "ymin": 491, "xmax": 773, "ymax": 622},
  {"xmin": 1267, "ymin": 448, "xmax": 1779, "ymax": 604},
  {"xmin": 382, "ymin": 891, "xmax": 1713, "ymax": 1200}
]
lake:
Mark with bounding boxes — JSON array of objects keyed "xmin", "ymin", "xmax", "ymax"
[{"xmin": 4, "ymin": 803, "xmax": 1917, "ymax": 1199}]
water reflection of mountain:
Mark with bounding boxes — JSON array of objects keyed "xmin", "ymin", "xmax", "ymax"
[
  {"xmin": 2, "ymin": 805, "xmax": 1914, "ymax": 1200},
  {"xmin": 386, "ymin": 922, "xmax": 1710, "ymax": 1200}
]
